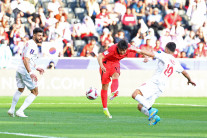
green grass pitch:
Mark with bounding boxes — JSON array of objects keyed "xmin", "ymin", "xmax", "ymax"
[{"xmin": 0, "ymin": 97, "xmax": 207, "ymax": 138}]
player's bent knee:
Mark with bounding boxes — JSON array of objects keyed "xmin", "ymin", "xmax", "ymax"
[
  {"xmin": 18, "ymin": 88, "xmax": 25, "ymax": 92},
  {"xmin": 132, "ymin": 89, "xmax": 142, "ymax": 99}
]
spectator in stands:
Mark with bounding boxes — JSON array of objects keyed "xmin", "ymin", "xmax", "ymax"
[
  {"xmin": 80, "ymin": 38, "xmax": 99, "ymax": 57},
  {"xmin": 2, "ymin": 0, "xmax": 12, "ymax": 17},
  {"xmin": 71, "ymin": 19, "xmax": 82, "ymax": 41},
  {"xmin": 180, "ymin": 51, "xmax": 187, "ymax": 58},
  {"xmin": 86, "ymin": 0, "xmax": 100, "ymax": 22},
  {"xmin": 55, "ymin": 7, "xmax": 67, "ymax": 22},
  {"xmin": 30, "ymin": 7, "xmax": 46, "ymax": 31},
  {"xmin": 131, "ymin": 30, "xmax": 147, "ymax": 48},
  {"xmin": 47, "ymin": 0, "xmax": 61, "ymax": 15},
  {"xmin": 131, "ymin": 0, "xmax": 145, "ymax": 21},
  {"xmin": 81, "ymin": 16, "xmax": 98, "ymax": 43},
  {"xmin": 28, "ymin": 16, "xmax": 41, "ymax": 37},
  {"xmin": 193, "ymin": 42, "xmax": 207, "ymax": 58},
  {"xmin": 153, "ymin": 40, "xmax": 164, "ymax": 52},
  {"xmin": 99, "ymin": 40, "xmax": 110, "ymax": 53},
  {"xmin": 159, "ymin": 28, "xmax": 171, "ymax": 49},
  {"xmin": 139, "ymin": 38, "xmax": 153, "ymax": 57},
  {"xmin": 146, "ymin": 28, "xmax": 157, "ymax": 47},
  {"xmin": 195, "ymin": 28, "xmax": 206, "ymax": 43},
  {"xmin": 187, "ymin": 0, "xmax": 206, "ymax": 32},
  {"xmin": 0, "ymin": 26, "xmax": 9, "ymax": 44},
  {"xmin": 0, "ymin": 15, "xmax": 10, "ymax": 32},
  {"xmin": 100, "ymin": 28, "xmax": 114, "ymax": 46},
  {"xmin": 147, "ymin": 8, "xmax": 164, "ymax": 38},
  {"xmin": 122, "ymin": 7, "xmax": 137, "ymax": 39},
  {"xmin": 10, "ymin": 17, "xmax": 26, "ymax": 55},
  {"xmin": 164, "ymin": 8, "xmax": 182, "ymax": 29},
  {"xmin": 114, "ymin": 0, "xmax": 127, "ymax": 17},
  {"xmin": 63, "ymin": 41, "xmax": 74, "ymax": 57},
  {"xmin": 114, "ymin": 30, "xmax": 126, "ymax": 43},
  {"xmin": 0, "ymin": 39, "xmax": 12, "ymax": 69},
  {"xmin": 45, "ymin": 11, "xmax": 58, "ymax": 41},
  {"xmin": 184, "ymin": 30, "xmax": 198, "ymax": 58},
  {"xmin": 170, "ymin": 20, "xmax": 185, "ymax": 51},
  {"xmin": 47, "ymin": 61, "xmax": 56, "ymax": 69},
  {"xmin": 96, "ymin": 6, "xmax": 110, "ymax": 28}
]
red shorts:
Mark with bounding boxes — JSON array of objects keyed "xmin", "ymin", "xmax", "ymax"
[{"xmin": 100, "ymin": 62, "xmax": 120, "ymax": 84}]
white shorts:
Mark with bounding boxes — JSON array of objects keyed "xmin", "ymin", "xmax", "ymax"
[
  {"xmin": 138, "ymin": 81, "xmax": 162, "ymax": 106},
  {"xmin": 16, "ymin": 71, "xmax": 37, "ymax": 90}
]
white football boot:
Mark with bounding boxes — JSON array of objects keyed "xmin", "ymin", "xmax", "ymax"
[{"xmin": 16, "ymin": 110, "xmax": 28, "ymax": 118}]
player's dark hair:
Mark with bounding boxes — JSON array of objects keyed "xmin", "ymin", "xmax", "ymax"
[
  {"xmin": 33, "ymin": 27, "xmax": 43, "ymax": 35},
  {"xmin": 117, "ymin": 39, "xmax": 128, "ymax": 50},
  {"xmin": 166, "ymin": 42, "xmax": 176, "ymax": 52}
]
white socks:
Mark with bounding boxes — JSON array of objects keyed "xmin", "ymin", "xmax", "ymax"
[
  {"xmin": 18, "ymin": 93, "xmax": 36, "ymax": 112},
  {"xmin": 141, "ymin": 107, "xmax": 149, "ymax": 116},
  {"xmin": 10, "ymin": 90, "xmax": 22, "ymax": 112},
  {"xmin": 134, "ymin": 95, "xmax": 151, "ymax": 109},
  {"xmin": 103, "ymin": 108, "xmax": 108, "ymax": 111}
]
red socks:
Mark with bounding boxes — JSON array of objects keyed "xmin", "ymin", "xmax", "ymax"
[
  {"xmin": 101, "ymin": 89, "xmax": 107, "ymax": 108},
  {"xmin": 111, "ymin": 79, "xmax": 118, "ymax": 93}
]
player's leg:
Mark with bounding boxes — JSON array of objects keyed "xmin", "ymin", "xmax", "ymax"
[
  {"xmin": 132, "ymin": 89, "xmax": 158, "ymax": 121},
  {"xmin": 101, "ymin": 83, "xmax": 112, "ymax": 118},
  {"xmin": 138, "ymin": 104, "xmax": 149, "ymax": 116},
  {"xmin": 109, "ymin": 72, "xmax": 120, "ymax": 100},
  {"xmin": 16, "ymin": 73, "xmax": 37, "ymax": 117},
  {"xmin": 8, "ymin": 72, "xmax": 25, "ymax": 117}
]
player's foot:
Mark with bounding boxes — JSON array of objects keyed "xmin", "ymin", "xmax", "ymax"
[
  {"xmin": 103, "ymin": 109, "xmax": 112, "ymax": 119},
  {"xmin": 16, "ymin": 110, "xmax": 28, "ymax": 118},
  {"xmin": 109, "ymin": 90, "xmax": 119, "ymax": 101},
  {"xmin": 8, "ymin": 109, "xmax": 15, "ymax": 117},
  {"xmin": 148, "ymin": 108, "xmax": 158, "ymax": 121},
  {"xmin": 149, "ymin": 115, "xmax": 160, "ymax": 125}
]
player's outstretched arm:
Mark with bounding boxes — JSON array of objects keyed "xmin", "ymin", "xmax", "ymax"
[
  {"xmin": 129, "ymin": 47, "xmax": 155, "ymax": 58},
  {"xmin": 97, "ymin": 53, "xmax": 106, "ymax": 73},
  {"xmin": 181, "ymin": 70, "xmax": 196, "ymax": 86},
  {"xmin": 23, "ymin": 57, "xmax": 38, "ymax": 82}
]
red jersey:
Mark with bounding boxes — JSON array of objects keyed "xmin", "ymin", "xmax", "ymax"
[{"xmin": 102, "ymin": 44, "xmax": 135, "ymax": 63}]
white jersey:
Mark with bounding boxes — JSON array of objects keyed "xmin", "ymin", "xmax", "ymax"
[
  {"xmin": 150, "ymin": 51, "xmax": 184, "ymax": 92},
  {"xmin": 17, "ymin": 40, "xmax": 38, "ymax": 75}
]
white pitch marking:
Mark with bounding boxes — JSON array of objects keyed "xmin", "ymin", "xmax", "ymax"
[
  {"xmin": 0, "ymin": 132, "xmax": 62, "ymax": 138},
  {"xmin": 1, "ymin": 103, "xmax": 207, "ymax": 107}
]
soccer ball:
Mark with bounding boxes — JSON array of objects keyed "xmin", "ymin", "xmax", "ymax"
[{"xmin": 86, "ymin": 87, "xmax": 98, "ymax": 100}]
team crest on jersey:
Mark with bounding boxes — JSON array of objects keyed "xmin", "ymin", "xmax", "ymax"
[{"xmin": 104, "ymin": 51, "xmax": 109, "ymax": 55}]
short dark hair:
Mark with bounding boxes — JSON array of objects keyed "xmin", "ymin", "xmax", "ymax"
[
  {"xmin": 33, "ymin": 28, "xmax": 43, "ymax": 35},
  {"xmin": 117, "ymin": 39, "xmax": 128, "ymax": 50},
  {"xmin": 166, "ymin": 42, "xmax": 176, "ymax": 52}
]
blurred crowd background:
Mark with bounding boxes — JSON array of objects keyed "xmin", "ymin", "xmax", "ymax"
[{"xmin": 0, "ymin": 0, "xmax": 207, "ymax": 62}]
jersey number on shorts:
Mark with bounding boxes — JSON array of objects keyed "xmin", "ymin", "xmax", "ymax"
[{"xmin": 164, "ymin": 64, "xmax": 173, "ymax": 77}]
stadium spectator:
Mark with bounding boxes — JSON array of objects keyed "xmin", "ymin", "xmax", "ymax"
[
  {"xmin": 180, "ymin": 51, "xmax": 187, "ymax": 58},
  {"xmin": 0, "ymin": 15, "xmax": 10, "ymax": 32},
  {"xmin": 131, "ymin": 30, "xmax": 147, "ymax": 48},
  {"xmin": 47, "ymin": 61, "xmax": 56, "ymax": 69},
  {"xmin": 147, "ymin": 8, "xmax": 164, "ymax": 38},
  {"xmin": 47, "ymin": 0, "xmax": 61, "ymax": 15},
  {"xmin": 139, "ymin": 38, "xmax": 153, "ymax": 57},
  {"xmin": 114, "ymin": 30, "xmax": 126, "ymax": 43},
  {"xmin": 146, "ymin": 28, "xmax": 157, "ymax": 47},
  {"xmin": 122, "ymin": 8, "xmax": 137, "ymax": 38},
  {"xmin": 96, "ymin": 6, "xmax": 110, "ymax": 28},
  {"xmin": 80, "ymin": 38, "xmax": 99, "ymax": 57},
  {"xmin": 81, "ymin": 16, "xmax": 98, "ymax": 43},
  {"xmin": 114, "ymin": 0, "xmax": 127, "ymax": 17},
  {"xmin": 164, "ymin": 8, "xmax": 182, "ymax": 29},
  {"xmin": 100, "ymin": 28, "xmax": 114, "ymax": 46},
  {"xmin": 0, "ymin": 26, "xmax": 9, "ymax": 44},
  {"xmin": 86, "ymin": 0, "xmax": 100, "ymax": 22},
  {"xmin": 45, "ymin": 11, "xmax": 58, "ymax": 41},
  {"xmin": 0, "ymin": 39, "xmax": 12, "ymax": 69},
  {"xmin": 99, "ymin": 40, "xmax": 110, "ymax": 53},
  {"xmin": 159, "ymin": 28, "xmax": 171, "ymax": 49},
  {"xmin": 153, "ymin": 40, "xmax": 164, "ymax": 52},
  {"xmin": 184, "ymin": 30, "xmax": 198, "ymax": 58},
  {"xmin": 193, "ymin": 42, "xmax": 207, "ymax": 58},
  {"xmin": 63, "ymin": 41, "xmax": 74, "ymax": 57},
  {"xmin": 131, "ymin": 0, "xmax": 146, "ymax": 21},
  {"xmin": 54, "ymin": 7, "xmax": 67, "ymax": 22},
  {"xmin": 71, "ymin": 19, "xmax": 82, "ymax": 41},
  {"xmin": 28, "ymin": 16, "xmax": 41, "ymax": 37},
  {"xmin": 187, "ymin": 0, "xmax": 206, "ymax": 32},
  {"xmin": 2, "ymin": 0, "xmax": 12, "ymax": 17}
]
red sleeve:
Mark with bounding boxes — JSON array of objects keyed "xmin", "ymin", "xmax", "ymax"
[{"xmin": 80, "ymin": 46, "xmax": 87, "ymax": 57}]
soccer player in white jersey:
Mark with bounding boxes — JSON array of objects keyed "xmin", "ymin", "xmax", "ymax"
[
  {"xmin": 130, "ymin": 42, "xmax": 196, "ymax": 125},
  {"xmin": 8, "ymin": 28, "xmax": 44, "ymax": 117}
]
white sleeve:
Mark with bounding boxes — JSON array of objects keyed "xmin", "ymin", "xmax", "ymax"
[
  {"xmin": 154, "ymin": 51, "xmax": 166, "ymax": 62},
  {"xmin": 175, "ymin": 61, "xmax": 184, "ymax": 73}
]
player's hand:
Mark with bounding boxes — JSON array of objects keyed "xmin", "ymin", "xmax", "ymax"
[
  {"xmin": 187, "ymin": 80, "xmax": 196, "ymax": 86},
  {"xmin": 100, "ymin": 65, "xmax": 106, "ymax": 73},
  {"xmin": 30, "ymin": 74, "xmax": 38, "ymax": 82},
  {"xmin": 36, "ymin": 68, "xmax": 45, "ymax": 75}
]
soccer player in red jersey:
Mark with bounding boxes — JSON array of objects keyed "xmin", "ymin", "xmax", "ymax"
[{"xmin": 97, "ymin": 39, "xmax": 138, "ymax": 118}]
